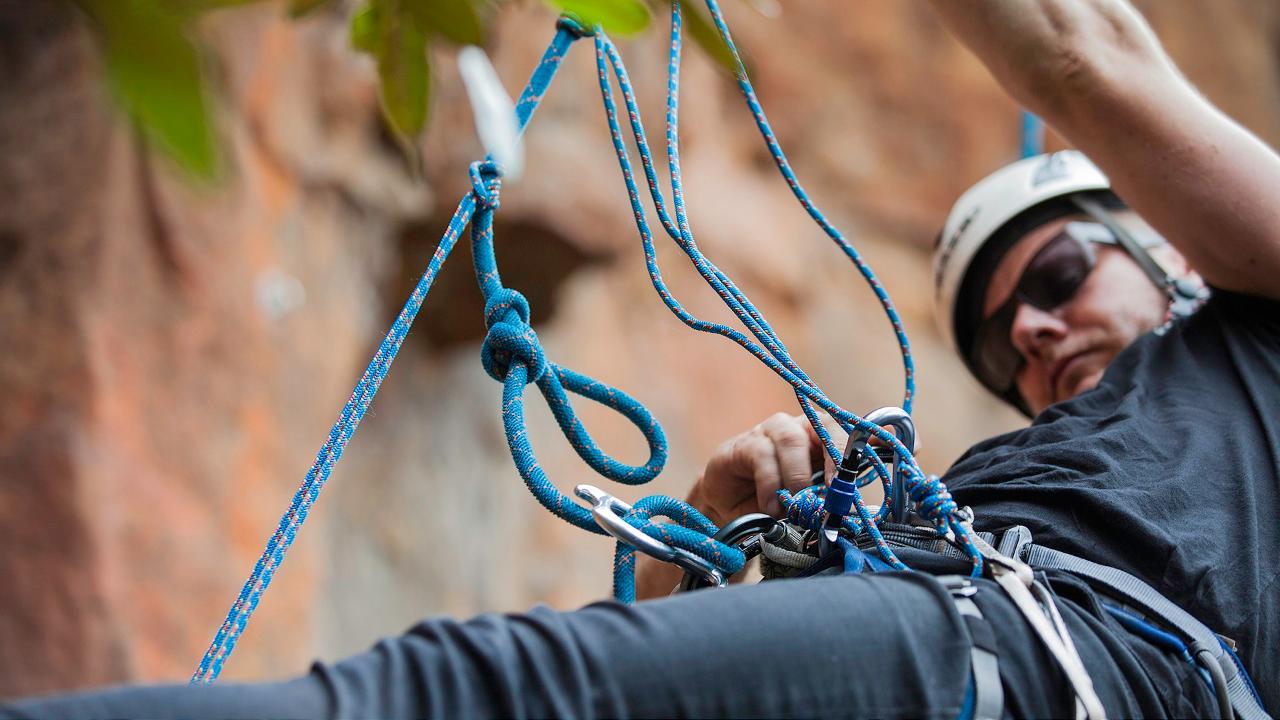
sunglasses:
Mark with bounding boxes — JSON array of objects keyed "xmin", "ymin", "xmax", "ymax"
[{"xmin": 969, "ymin": 221, "xmax": 1157, "ymax": 396}]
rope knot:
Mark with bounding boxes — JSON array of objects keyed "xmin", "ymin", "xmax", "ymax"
[
  {"xmin": 909, "ymin": 473, "xmax": 958, "ymax": 533},
  {"xmin": 480, "ymin": 288, "xmax": 547, "ymax": 384},
  {"xmin": 483, "ymin": 287, "xmax": 531, "ymax": 329},
  {"xmin": 469, "ymin": 160, "xmax": 503, "ymax": 210},
  {"xmin": 778, "ymin": 485, "xmax": 825, "ymax": 529}
]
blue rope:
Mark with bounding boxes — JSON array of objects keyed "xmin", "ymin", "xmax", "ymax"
[
  {"xmin": 192, "ymin": 24, "xmax": 583, "ymax": 685},
  {"xmin": 589, "ymin": 1, "xmax": 979, "ymax": 575},
  {"xmin": 196, "ymin": 3, "xmax": 984, "ymax": 682},
  {"xmin": 190, "ymin": 191, "xmax": 480, "ymax": 685},
  {"xmin": 701, "ymin": 0, "xmax": 916, "ymax": 414},
  {"xmin": 611, "ymin": 496, "xmax": 746, "ymax": 603},
  {"xmin": 471, "ymin": 153, "xmax": 745, "ymax": 591},
  {"xmin": 1021, "ymin": 110, "xmax": 1045, "ymax": 158}
]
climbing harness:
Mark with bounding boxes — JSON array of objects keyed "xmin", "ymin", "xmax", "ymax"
[
  {"xmin": 661, "ymin": 499, "xmax": 1270, "ymax": 720},
  {"xmin": 650, "ymin": 411, "xmax": 1270, "ymax": 720},
  {"xmin": 188, "ymin": 4, "xmax": 1268, "ymax": 719},
  {"xmin": 970, "ymin": 530, "xmax": 1106, "ymax": 720}
]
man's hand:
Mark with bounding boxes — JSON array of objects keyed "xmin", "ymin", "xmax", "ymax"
[
  {"xmin": 634, "ymin": 413, "xmax": 840, "ymax": 600},
  {"xmin": 688, "ymin": 413, "xmax": 832, "ymax": 526}
]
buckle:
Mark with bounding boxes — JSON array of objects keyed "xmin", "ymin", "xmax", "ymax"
[{"xmin": 937, "ymin": 574, "xmax": 977, "ymax": 598}]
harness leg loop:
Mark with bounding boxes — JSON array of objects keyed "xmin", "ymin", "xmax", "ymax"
[{"xmin": 940, "ymin": 576, "xmax": 1004, "ymax": 720}]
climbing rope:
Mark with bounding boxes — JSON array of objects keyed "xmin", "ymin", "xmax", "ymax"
[
  {"xmin": 191, "ymin": 24, "xmax": 584, "ymax": 684},
  {"xmin": 193, "ymin": 3, "xmax": 980, "ymax": 683},
  {"xmin": 589, "ymin": 0, "xmax": 979, "ymax": 573},
  {"xmin": 1021, "ymin": 110, "xmax": 1045, "ymax": 158}
]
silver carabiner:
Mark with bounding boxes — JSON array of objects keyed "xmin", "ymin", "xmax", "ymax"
[
  {"xmin": 853, "ymin": 407, "xmax": 917, "ymax": 523},
  {"xmin": 574, "ymin": 484, "xmax": 726, "ymax": 587}
]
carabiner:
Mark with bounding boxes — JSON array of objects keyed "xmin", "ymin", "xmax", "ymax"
[
  {"xmin": 862, "ymin": 407, "xmax": 917, "ymax": 524},
  {"xmin": 820, "ymin": 407, "xmax": 918, "ymax": 551},
  {"xmin": 574, "ymin": 485, "xmax": 726, "ymax": 587}
]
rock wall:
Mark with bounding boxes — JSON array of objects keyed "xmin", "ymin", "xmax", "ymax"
[{"xmin": 1, "ymin": 0, "xmax": 1277, "ymax": 695}]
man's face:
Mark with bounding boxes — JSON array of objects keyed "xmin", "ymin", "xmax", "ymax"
[{"xmin": 981, "ymin": 213, "xmax": 1184, "ymax": 414}]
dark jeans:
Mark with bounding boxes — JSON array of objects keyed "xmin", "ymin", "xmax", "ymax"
[{"xmin": 3, "ymin": 570, "xmax": 1217, "ymax": 719}]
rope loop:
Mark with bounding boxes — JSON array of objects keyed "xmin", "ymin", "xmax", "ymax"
[
  {"xmin": 543, "ymin": 366, "xmax": 667, "ymax": 483},
  {"xmin": 469, "ymin": 160, "xmax": 503, "ymax": 210},
  {"xmin": 481, "ymin": 305, "xmax": 547, "ymax": 384}
]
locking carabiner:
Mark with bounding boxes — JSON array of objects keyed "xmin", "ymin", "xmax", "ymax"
[
  {"xmin": 819, "ymin": 407, "xmax": 918, "ymax": 552},
  {"xmin": 862, "ymin": 407, "xmax": 917, "ymax": 524}
]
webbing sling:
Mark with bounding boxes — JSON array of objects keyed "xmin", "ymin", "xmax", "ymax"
[{"xmin": 1023, "ymin": 543, "xmax": 1272, "ymax": 720}]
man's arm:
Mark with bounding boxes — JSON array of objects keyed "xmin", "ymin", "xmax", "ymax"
[{"xmin": 929, "ymin": 0, "xmax": 1280, "ymax": 301}]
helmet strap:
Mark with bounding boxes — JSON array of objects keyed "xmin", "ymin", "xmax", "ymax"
[{"xmin": 1069, "ymin": 194, "xmax": 1203, "ymax": 318}]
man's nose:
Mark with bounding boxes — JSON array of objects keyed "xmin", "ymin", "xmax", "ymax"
[{"xmin": 1009, "ymin": 302, "xmax": 1069, "ymax": 360}]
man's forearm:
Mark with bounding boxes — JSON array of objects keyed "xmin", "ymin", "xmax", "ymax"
[
  {"xmin": 635, "ymin": 554, "xmax": 684, "ymax": 600},
  {"xmin": 924, "ymin": 0, "xmax": 1171, "ymax": 119},
  {"xmin": 927, "ymin": 0, "xmax": 1280, "ymax": 301}
]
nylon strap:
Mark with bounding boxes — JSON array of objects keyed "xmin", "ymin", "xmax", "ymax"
[
  {"xmin": 968, "ymin": 531, "xmax": 1107, "ymax": 720},
  {"xmin": 1023, "ymin": 543, "xmax": 1272, "ymax": 720},
  {"xmin": 1070, "ymin": 194, "xmax": 1172, "ymax": 292},
  {"xmin": 949, "ymin": 585, "xmax": 1004, "ymax": 720}
]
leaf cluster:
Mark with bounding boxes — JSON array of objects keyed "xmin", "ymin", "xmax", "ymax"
[{"xmin": 68, "ymin": 0, "xmax": 739, "ymax": 178}]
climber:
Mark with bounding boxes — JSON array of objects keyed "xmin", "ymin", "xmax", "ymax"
[
  {"xmin": 4, "ymin": 0, "xmax": 1276, "ymax": 718},
  {"xmin": 634, "ymin": 0, "xmax": 1280, "ymax": 712}
]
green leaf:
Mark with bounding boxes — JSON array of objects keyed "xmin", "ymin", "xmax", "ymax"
[
  {"xmin": 288, "ymin": 0, "xmax": 335, "ymax": 18},
  {"xmin": 375, "ymin": 0, "xmax": 430, "ymax": 137},
  {"xmin": 79, "ymin": 0, "xmax": 219, "ymax": 179},
  {"xmin": 408, "ymin": 0, "xmax": 485, "ymax": 46},
  {"xmin": 350, "ymin": 2, "xmax": 380, "ymax": 53},
  {"xmin": 677, "ymin": 0, "xmax": 739, "ymax": 76},
  {"xmin": 549, "ymin": 0, "xmax": 649, "ymax": 36}
]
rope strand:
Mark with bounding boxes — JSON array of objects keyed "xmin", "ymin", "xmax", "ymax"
[{"xmin": 195, "ymin": 2, "xmax": 983, "ymax": 682}]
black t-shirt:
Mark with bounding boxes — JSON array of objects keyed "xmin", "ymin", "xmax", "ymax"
[{"xmin": 945, "ymin": 288, "xmax": 1280, "ymax": 711}]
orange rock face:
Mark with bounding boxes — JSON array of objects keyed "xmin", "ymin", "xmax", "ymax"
[{"xmin": 1, "ymin": 0, "xmax": 1277, "ymax": 697}]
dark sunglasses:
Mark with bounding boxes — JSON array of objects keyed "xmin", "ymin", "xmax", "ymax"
[{"xmin": 969, "ymin": 222, "xmax": 1123, "ymax": 395}]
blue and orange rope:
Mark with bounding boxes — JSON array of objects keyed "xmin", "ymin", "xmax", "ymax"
[{"xmin": 193, "ymin": 3, "xmax": 979, "ymax": 684}]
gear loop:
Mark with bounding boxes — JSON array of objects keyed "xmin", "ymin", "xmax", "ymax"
[{"xmin": 469, "ymin": 160, "xmax": 504, "ymax": 210}]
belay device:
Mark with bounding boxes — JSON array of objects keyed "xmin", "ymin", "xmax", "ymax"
[{"xmin": 188, "ymin": 4, "xmax": 1270, "ymax": 720}]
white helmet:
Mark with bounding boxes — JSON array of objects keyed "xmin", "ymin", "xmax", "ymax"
[{"xmin": 932, "ymin": 151, "xmax": 1111, "ymax": 355}]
